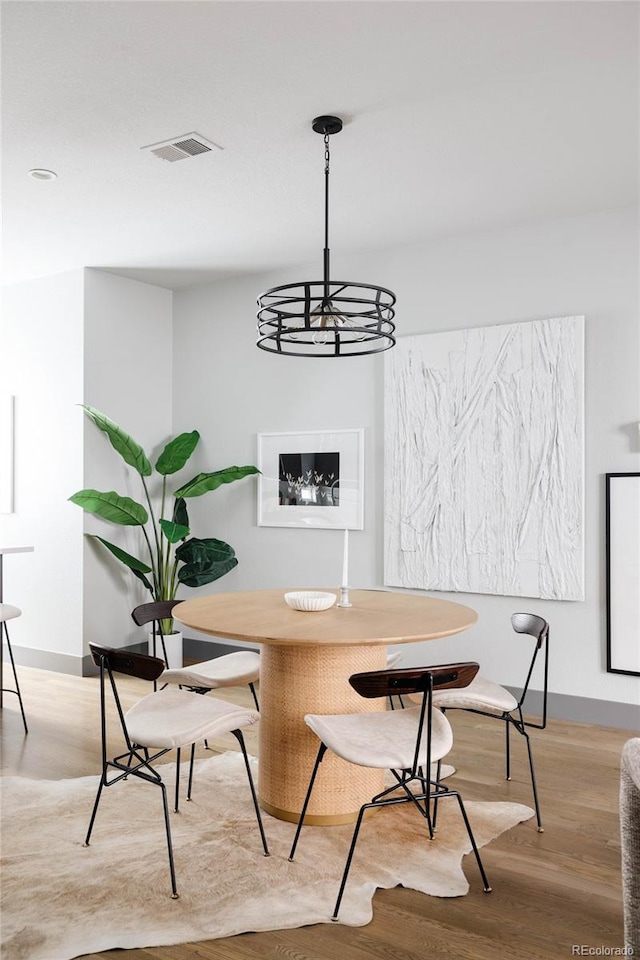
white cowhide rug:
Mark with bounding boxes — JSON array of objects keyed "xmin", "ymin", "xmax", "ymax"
[{"xmin": 1, "ymin": 752, "xmax": 533, "ymax": 960}]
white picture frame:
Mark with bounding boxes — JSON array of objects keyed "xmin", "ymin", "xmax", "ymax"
[
  {"xmin": 0, "ymin": 394, "xmax": 15, "ymax": 514},
  {"xmin": 257, "ymin": 429, "xmax": 364, "ymax": 529}
]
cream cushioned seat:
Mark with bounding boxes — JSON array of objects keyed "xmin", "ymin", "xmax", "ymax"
[
  {"xmin": 305, "ymin": 704, "xmax": 453, "ymax": 770},
  {"xmin": 430, "ymin": 675, "xmax": 518, "ymax": 714},
  {"xmin": 0, "ymin": 602, "xmax": 28, "ymax": 734},
  {"xmin": 0, "ymin": 603, "xmax": 22, "ymax": 622},
  {"xmin": 125, "ymin": 685, "xmax": 259, "ymax": 750},
  {"xmin": 161, "ymin": 650, "xmax": 261, "ymax": 689}
]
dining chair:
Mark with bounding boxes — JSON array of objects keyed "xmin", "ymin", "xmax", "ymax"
[
  {"xmin": 428, "ymin": 612, "xmax": 550, "ymax": 832},
  {"xmin": 0, "ymin": 603, "xmax": 28, "ymax": 734},
  {"xmin": 288, "ymin": 662, "xmax": 492, "ymax": 920},
  {"xmin": 132, "ymin": 600, "xmax": 261, "ymax": 708},
  {"xmin": 83, "ymin": 643, "xmax": 269, "ymax": 898}
]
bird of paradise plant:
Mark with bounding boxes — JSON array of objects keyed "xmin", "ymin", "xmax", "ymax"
[{"xmin": 69, "ymin": 405, "xmax": 258, "ymax": 631}]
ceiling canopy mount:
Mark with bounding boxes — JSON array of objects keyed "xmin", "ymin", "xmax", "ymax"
[{"xmin": 311, "ymin": 115, "xmax": 343, "ymax": 136}]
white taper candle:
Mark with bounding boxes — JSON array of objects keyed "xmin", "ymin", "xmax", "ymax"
[{"xmin": 341, "ymin": 528, "xmax": 349, "ymax": 587}]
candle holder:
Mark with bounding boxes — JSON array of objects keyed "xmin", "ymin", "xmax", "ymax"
[{"xmin": 337, "ymin": 586, "xmax": 352, "ymax": 608}]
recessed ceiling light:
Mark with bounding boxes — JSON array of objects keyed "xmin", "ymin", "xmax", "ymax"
[{"xmin": 28, "ymin": 168, "xmax": 57, "ymax": 180}]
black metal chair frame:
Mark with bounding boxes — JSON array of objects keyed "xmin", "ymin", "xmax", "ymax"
[
  {"xmin": 438, "ymin": 613, "xmax": 549, "ymax": 833},
  {"xmin": 83, "ymin": 643, "xmax": 269, "ymax": 899},
  {"xmin": 132, "ymin": 599, "xmax": 260, "ymax": 710},
  {"xmin": 288, "ymin": 662, "xmax": 492, "ymax": 920},
  {"xmin": 1, "ymin": 618, "xmax": 28, "ymax": 734}
]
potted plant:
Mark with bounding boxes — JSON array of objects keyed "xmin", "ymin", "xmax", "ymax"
[{"xmin": 69, "ymin": 405, "xmax": 258, "ymax": 646}]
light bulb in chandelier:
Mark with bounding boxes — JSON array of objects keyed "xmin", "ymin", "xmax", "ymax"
[{"xmin": 310, "ymin": 301, "xmax": 369, "ymax": 345}]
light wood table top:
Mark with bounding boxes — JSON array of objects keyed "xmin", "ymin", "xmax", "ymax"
[
  {"xmin": 174, "ymin": 588, "xmax": 478, "ymax": 825},
  {"xmin": 174, "ymin": 588, "xmax": 477, "ymax": 647}
]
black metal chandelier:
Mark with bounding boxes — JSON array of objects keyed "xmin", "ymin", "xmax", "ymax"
[{"xmin": 256, "ymin": 116, "xmax": 396, "ymax": 357}]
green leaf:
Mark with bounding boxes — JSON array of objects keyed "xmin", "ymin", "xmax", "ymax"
[
  {"xmin": 130, "ymin": 568, "xmax": 154, "ymax": 593},
  {"xmin": 69, "ymin": 489, "xmax": 148, "ymax": 526},
  {"xmin": 88, "ymin": 535, "xmax": 154, "ymax": 592},
  {"xmin": 174, "ymin": 465, "xmax": 260, "ymax": 499},
  {"xmin": 159, "ymin": 518, "xmax": 190, "ymax": 544},
  {"xmin": 81, "ymin": 405, "xmax": 152, "ymax": 477},
  {"xmin": 173, "ymin": 497, "xmax": 189, "ymax": 529},
  {"xmin": 155, "ymin": 431, "xmax": 200, "ymax": 476},
  {"xmin": 89, "ymin": 535, "xmax": 152, "ymax": 572},
  {"xmin": 175, "ymin": 537, "xmax": 238, "ymax": 587}
]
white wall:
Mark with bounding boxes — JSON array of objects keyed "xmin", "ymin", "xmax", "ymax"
[
  {"xmin": 3, "ymin": 209, "xmax": 637, "ymax": 708},
  {"xmin": 1, "ymin": 271, "xmax": 85, "ymax": 666},
  {"xmin": 172, "ymin": 270, "xmax": 379, "ymax": 600},
  {"xmin": 83, "ymin": 270, "xmax": 173, "ymax": 655},
  {"xmin": 173, "ymin": 206, "xmax": 639, "ymax": 710},
  {"xmin": 1, "ymin": 269, "xmax": 173, "ymax": 671}
]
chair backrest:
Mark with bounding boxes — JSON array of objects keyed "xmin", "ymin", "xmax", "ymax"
[
  {"xmin": 349, "ymin": 662, "xmax": 479, "ymax": 776},
  {"xmin": 89, "ymin": 642, "xmax": 166, "ymax": 682},
  {"xmin": 510, "ymin": 613, "xmax": 550, "ymax": 725},
  {"xmin": 349, "ymin": 662, "xmax": 479, "ymax": 700},
  {"xmin": 511, "ymin": 613, "xmax": 548, "ymax": 647},
  {"xmin": 131, "ymin": 600, "xmax": 181, "ymax": 668},
  {"xmin": 131, "ymin": 599, "xmax": 181, "ymax": 628},
  {"xmin": 89, "ymin": 643, "xmax": 167, "ymax": 761}
]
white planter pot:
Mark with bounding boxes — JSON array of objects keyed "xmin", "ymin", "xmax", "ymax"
[{"xmin": 148, "ymin": 631, "xmax": 183, "ymax": 669}]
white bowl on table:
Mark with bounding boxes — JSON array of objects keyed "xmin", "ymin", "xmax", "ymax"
[{"xmin": 284, "ymin": 591, "xmax": 337, "ymax": 612}]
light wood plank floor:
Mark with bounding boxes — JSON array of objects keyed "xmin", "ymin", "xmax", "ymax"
[{"xmin": 1, "ymin": 664, "xmax": 635, "ymax": 960}]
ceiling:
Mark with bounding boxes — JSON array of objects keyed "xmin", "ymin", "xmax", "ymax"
[{"xmin": 2, "ymin": 1, "xmax": 638, "ymax": 290}]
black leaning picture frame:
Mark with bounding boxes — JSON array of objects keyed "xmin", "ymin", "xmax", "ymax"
[{"xmin": 605, "ymin": 472, "xmax": 640, "ymax": 676}]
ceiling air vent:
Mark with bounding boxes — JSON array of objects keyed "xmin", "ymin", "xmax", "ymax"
[{"xmin": 141, "ymin": 132, "xmax": 222, "ymax": 163}]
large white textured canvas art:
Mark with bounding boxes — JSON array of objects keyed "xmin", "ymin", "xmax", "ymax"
[{"xmin": 384, "ymin": 316, "xmax": 584, "ymax": 600}]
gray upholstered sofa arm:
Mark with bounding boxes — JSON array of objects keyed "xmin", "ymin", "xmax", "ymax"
[{"xmin": 621, "ymin": 737, "xmax": 640, "ymax": 953}]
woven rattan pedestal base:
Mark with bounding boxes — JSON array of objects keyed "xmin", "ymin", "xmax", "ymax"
[{"xmin": 259, "ymin": 643, "xmax": 387, "ymax": 824}]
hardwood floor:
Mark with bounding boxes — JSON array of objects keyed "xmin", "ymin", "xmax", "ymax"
[{"xmin": 1, "ymin": 664, "xmax": 634, "ymax": 960}]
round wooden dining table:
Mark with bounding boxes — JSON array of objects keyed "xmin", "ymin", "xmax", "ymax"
[{"xmin": 174, "ymin": 588, "xmax": 477, "ymax": 825}]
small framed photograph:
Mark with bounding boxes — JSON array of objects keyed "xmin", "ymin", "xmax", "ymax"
[
  {"xmin": 606, "ymin": 472, "xmax": 640, "ymax": 676},
  {"xmin": 257, "ymin": 429, "xmax": 364, "ymax": 529}
]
